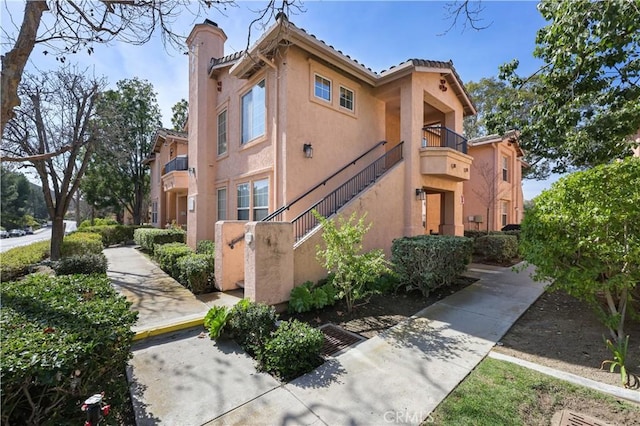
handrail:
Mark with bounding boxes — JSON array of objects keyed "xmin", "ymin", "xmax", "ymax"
[
  {"xmin": 291, "ymin": 142, "xmax": 403, "ymax": 242},
  {"xmin": 262, "ymin": 140, "xmax": 387, "ymax": 222},
  {"xmin": 163, "ymin": 155, "xmax": 188, "ymax": 174},
  {"xmin": 421, "ymin": 125, "xmax": 467, "ymax": 154}
]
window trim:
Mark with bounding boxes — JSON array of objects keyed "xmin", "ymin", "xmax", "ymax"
[
  {"xmin": 252, "ymin": 178, "xmax": 269, "ymax": 221},
  {"xmin": 314, "ymin": 73, "xmax": 332, "ymax": 103},
  {"xmin": 217, "ymin": 109, "xmax": 227, "ymax": 156},
  {"xmin": 339, "ymin": 85, "xmax": 355, "ymax": 112},
  {"xmin": 237, "ymin": 183, "xmax": 250, "ymax": 220},
  {"xmin": 241, "ymin": 79, "xmax": 266, "ymax": 145},
  {"xmin": 217, "ymin": 187, "xmax": 227, "ymax": 221},
  {"xmin": 502, "ymin": 156, "xmax": 509, "ymax": 182},
  {"xmin": 236, "ymin": 178, "xmax": 270, "ymax": 221},
  {"xmin": 501, "ymin": 200, "xmax": 508, "ymax": 227}
]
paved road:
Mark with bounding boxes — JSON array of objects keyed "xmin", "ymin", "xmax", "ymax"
[{"xmin": 0, "ymin": 221, "xmax": 77, "ymax": 253}]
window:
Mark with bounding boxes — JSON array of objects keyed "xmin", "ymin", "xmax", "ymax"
[
  {"xmin": 502, "ymin": 156, "xmax": 509, "ymax": 182},
  {"xmin": 217, "ymin": 109, "xmax": 227, "ymax": 155},
  {"xmin": 501, "ymin": 201, "xmax": 508, "ymax": 227},
  {"xmin": 253, "ymin": 179, "xmax": 269, "ymax": 221},
  {"xmin": 237, "ymin": 183, "xmax": 250, "ymax": 220},
  {"xmin": 339, "ymin": 86, "xmax": 354, "ymax": 111},
  {"xmin": 314, "ymin": 74, "xmax": 331, "ymax": 102},
  {"xmin": 151, "ymin": 201, "xmax": 158, "ymax": 224},
  {"xmin": 217, "ymin": 188, "xmax": 227, "ymax": 221},
  {"xmin": 241, "ymin": 80, "xmax": 266, "ymax": 144}
]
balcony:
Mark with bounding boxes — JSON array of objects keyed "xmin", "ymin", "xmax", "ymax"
[
  {"xmin": 162, "ymin": 155, "xmax": 188, "ymax": 192},
  {"xmin": 420, "ymin": 126, "xmax": 472, "ymax": 181}
]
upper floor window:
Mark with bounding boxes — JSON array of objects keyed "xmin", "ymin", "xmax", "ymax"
[
  {"xmin": 314, "ymin": 74, "xmax": 331, "ymax": 102},
  {"xmin": 502, "ymin": 156, "xmax": 509, "ymax": 182},
  {"xmin": 217, "ymin": 109, "xmax": 227, "ymax": 155},
  {"xmin": 339, "ymin": 86, "xmax": 354, "ymax": 111},
  {"xmin": 217, "ymin": 187, "xmax": 227, "ymax": 221},
  {"xmin": 241, "ymin": 80, "xmax": 265, "ymax": 144}
]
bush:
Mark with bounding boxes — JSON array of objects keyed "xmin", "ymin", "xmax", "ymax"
[
  {"xmin": 1, "ymin": 274, "xmax": 137, "ymax": 425},
  {"xmin": 177, "ymin": 253, "xmax": 215, "ymax": 293},
  {"xmin": 81, "ymin": 224, "xmax": 148, "ymax": 247},
  {"xmin": 134, "ymin": 228, "xmax": 186, "ymax": 252},
  {"xmin": 60, "ymin": 232, "xmax": 104, "ymax": 257},
  {"xmin": 228, "ymin": 300, "xmax": 278, "ymax": 356},
  {"xmin": 365, "ymin": 272, "xmax": 399, "ymax": 294},
  {"xmin": 391, "ymin": 235, "xmax": 473, "ymax": 297},
  {"xmin": 204, "ymin": 306, "xmax": 231, "ymax": 339},
  {"xmin": 464, "ymin": 230, "xmax": 488, "ymax": 240},
  {"xmin": 78, "ymin": 217, "xmax": 118, "ymax": 229},
  {"xmin": 475, "ymin": 234, "xmax": 518, "ymax": 264},
  {"xmin": 0, "ymin": 240, "xmax": 50, "ymax": 282},
  {"xmin": 54, "ymin": 254, "xmax": 108, "ymax": 275},
  {"xmin": 289, "ymin": 280, "xmax": 340, "ymax": 313},
  {"xmin": 258, "ymin": 320, "xmax": 324, "ymax": 381},
  {"xmin": 196, "ymin": 240, "xmax": 215, "ymax": 254},
  {"xmin": 153, "ymin": 242, "xmax": 193, "ymax": 279}
]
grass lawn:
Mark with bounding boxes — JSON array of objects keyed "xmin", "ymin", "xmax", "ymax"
[{"xmin": 429, "ymin": 357, "xmax": 640, "ymax": 426}]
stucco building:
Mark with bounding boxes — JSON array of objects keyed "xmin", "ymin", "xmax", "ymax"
[
  {"xmin": 462, "ymin": 132, "xmax": 526, "ymax": 231},
  {"xmin": 146, "ymin": 15, "xmax": 483, "ymax": 301}
]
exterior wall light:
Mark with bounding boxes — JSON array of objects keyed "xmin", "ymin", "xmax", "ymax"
[
  {"xmin": 415, "ymin": 188, "xmax": 426, "ymax": 200},
  {"xmin": 303, "ymin": 143, "xmax": 313, "ymax": 158},
  {"xmin": 188, "ymin": 167, "xmax": 196, "ymax": 176}
]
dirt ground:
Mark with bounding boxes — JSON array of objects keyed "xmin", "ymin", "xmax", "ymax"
[{"xmin": 494, "ymin": 289, "xmax": 640, "ymax": 390}]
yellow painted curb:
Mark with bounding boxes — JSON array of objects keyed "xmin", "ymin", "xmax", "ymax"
[{"xmin": 133, "ymin": 317, "xmax": 205, "ymax": 341}]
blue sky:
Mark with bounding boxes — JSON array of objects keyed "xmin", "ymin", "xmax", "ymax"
[{"xmin": 1, "ymin": 1, "xmax": 555, "ymax": 199}]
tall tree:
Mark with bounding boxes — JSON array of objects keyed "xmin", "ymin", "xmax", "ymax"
[
  {"xmin": 2, "ymin": 67, "xmax": 104, "ymax": 259},
  {"xmin": 1, "ymin": 0, "xmax": 303, "ymax": 138},
  {"xmin": 171, "ymin": 98, "xmax": 188, "ymax": 131},
  {"xmin": 86, "ymin": 78, "xmax": 161, "ymax": 224},
  {"xmin": 0, "ymin": 166, "xmax": 31, "ymax": 229},
  {"xmin": 490, "ymin": 0, "xmax": 640, "ymax": 178}
]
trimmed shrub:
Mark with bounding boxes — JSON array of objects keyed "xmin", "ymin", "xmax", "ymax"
[
  {"xmin": 196, "ymin": 239, "xmax": 215, "ymax": 254},
  {"xmin": 258, "ymin": 320, "xmax": 324, "ymax": 381},
  {"xmin": 228, "ymin": 300, "xmax": 278, "ymax": 356},
  {"xmin": 153, "ymin": 242, "xmax": 193, "ymax": 279},
  {"xmin": 54, "ymin": 254, "xmax": 108, "ymax": 275},
  {"xmin": 82, "ymin": 224, "xmax": 152, "ymax": 247},
  {"xmin": 60, "ymin": 232, "xmax": 104, "ymax": 257},
  {"xmin": 177, "ymin": 253, "xmax": 215, "ymax": 294},
  {"xmin": 134, "ymin": 228, "xmax": 186, "ymax": 252},
  {"xmin": 464, "ymin": 230, "xmax": 488, "ymax": 240},
  {"xmin": 1, "ymin": 274, "xmax": 137, "ymax": 425},
  {"xmin": 0, "ymin": 240, "xmax": 50, "ymax": 282},
  {"xmin": 475, "ymin": 234, "xmax": 518, "ymax": 264},
  {"xmin": 391, "ymin": 235, "xmax": 473, "ymax": 297},
  {"xmin": 78, "ymin": 217, "xmax": 118, "ymax": 229}
]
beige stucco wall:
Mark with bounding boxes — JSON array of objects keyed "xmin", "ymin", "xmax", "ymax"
[
  {"xmin": 214, "ymin": 221, "xmax": 246, "ymax": 291},
  {"xmin": 293, "ymin": 161, "xmax": 405, "ymax": 287},
  {"xmin": 244, "ymin": 221, "xmax": 294, "ymax": 305},
  {"xmin": 463, "ymin": 140, "xmax": 524, "ymax": 231}
]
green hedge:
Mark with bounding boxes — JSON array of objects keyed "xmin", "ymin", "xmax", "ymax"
[
  {"xmin": 228, "ymin": 300, "xmax": 278, "ymax": 356},
  {"xmin": 464, "ymin": 230, "xmax": 488, "ymax": 240},
  {"xmin": 54, "ymin": 254, "xmax": 108, "ymax": 275},
  {"xmin": 196, "ymin": 240, "xmax": 215, "ymax": 254},
  {"xmin": 391, "ymin": 235, "xmax": 473, "ymax": 297},
  {"xmin": 134, "ymin": 228, "xmax": 186, "ymax": 252},
  {"xmin": 78, "ymin": 217, "xmax": 118, "ymax": 229},
  {"xmin": 1, "ymin": 274, "xmax": 137, "ymax": 425},
  {"xmin": 0, "ymin": 240, "xmax": 50, "ymax": 282},
  {"xmin": 154, "ymin": 242, "xmax": 193, "ymax": 280},
  {"xmin": 475, "ymin": 234, "xmax": 518, "ymax": 264},
  {"xmin": 177, "ymin": 253, "xmax": 215, "ymax": 294},
  {"xmin": 60, "ymin": 232, "xmax": 104, "ymax": 257},
  {"xmin": 81, "ymin": 224, "xmax": 151, "ymax": 247}
]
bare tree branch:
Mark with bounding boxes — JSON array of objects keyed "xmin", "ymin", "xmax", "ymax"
[{"xmin": 440, "ymin": 1, "xmax": 491, "ymax": 36}]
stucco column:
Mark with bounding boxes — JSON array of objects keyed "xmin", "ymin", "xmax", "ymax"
[
  {"xmin": 400, "ymin": 78, "xmax": 424, "ymax": 237},
  {"xmin": 214, "ymin": 221, "xmax": 245, "ymax": 291},
  {"xmin": 439, "ymin": 182, "xmax": 464, "ymax": 236},
  {"xmin": 244, "ymin": 221, "xmax": 294, "ymax": 305}
]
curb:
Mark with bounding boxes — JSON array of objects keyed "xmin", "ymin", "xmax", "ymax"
[
  {"xmin": 133, "ymin": 315, "xmax": 206, "ymax": 341},
  {"xmin": 488, "ymin": 351, "xmax": 640, "ymax": 403}
]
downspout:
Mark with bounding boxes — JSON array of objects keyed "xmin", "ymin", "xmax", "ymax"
[{"xmin": 258, "ymin": 52, "xmax": 279, "ymax": 216}]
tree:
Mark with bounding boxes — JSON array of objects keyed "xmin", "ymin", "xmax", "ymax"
[
  {"xmin": 471, "ymin": 160, "xmax": 510, "ymax": 232},
  {"xmin": 314, "ymin": 211, "xmax": 390, "ymax": 313},
  {"xmin": 1, "ymin": 1, "xmax": 305, "ymax": 139},
  {"xmin": 171, "ymin": 98, "xmax": 188, "ymax": 131},
  {"xmin": 520, "ymin": 159, "xmax": 639, "ymax": 384},
  {"xmin": 490, "ymin": 0, "xmax": 640, "ymax": 178},
  {"xmin": 1, "ymin": 67, "xmax": 104, "ymax": 260},
  {"xmin": 86, "ymin": 78, "xmax": 162, "ymax": 224},
  {"xmin": 0, "ymin": 167, "xmax": 31, "ymax": 229}
]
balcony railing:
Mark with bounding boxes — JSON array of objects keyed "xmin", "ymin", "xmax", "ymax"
[
  {"xmin": 422, "ymin": 126, "xmax": 467, "ymax": 154},
  {"xmin": 163, "ymin": 155, "xmax": 188, "ymax": 174}
]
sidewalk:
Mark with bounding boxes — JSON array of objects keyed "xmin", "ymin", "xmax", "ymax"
[{"xmin": 113, "ymin": 250, "xmax": 546, "ymax": 425}]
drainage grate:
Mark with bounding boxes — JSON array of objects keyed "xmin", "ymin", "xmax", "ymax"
[
  {"xmin": 318, "ymin": 324, "xmax": 366, "ymax": 357},
  {"xmin": 554, "ymin": 410, "xmax": 611, "ymax": 426}
]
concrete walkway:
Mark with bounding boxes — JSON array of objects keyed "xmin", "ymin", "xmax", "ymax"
[{"xmin": 110, "ymin": 249, "xmax": 546, "ymax": 425}]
